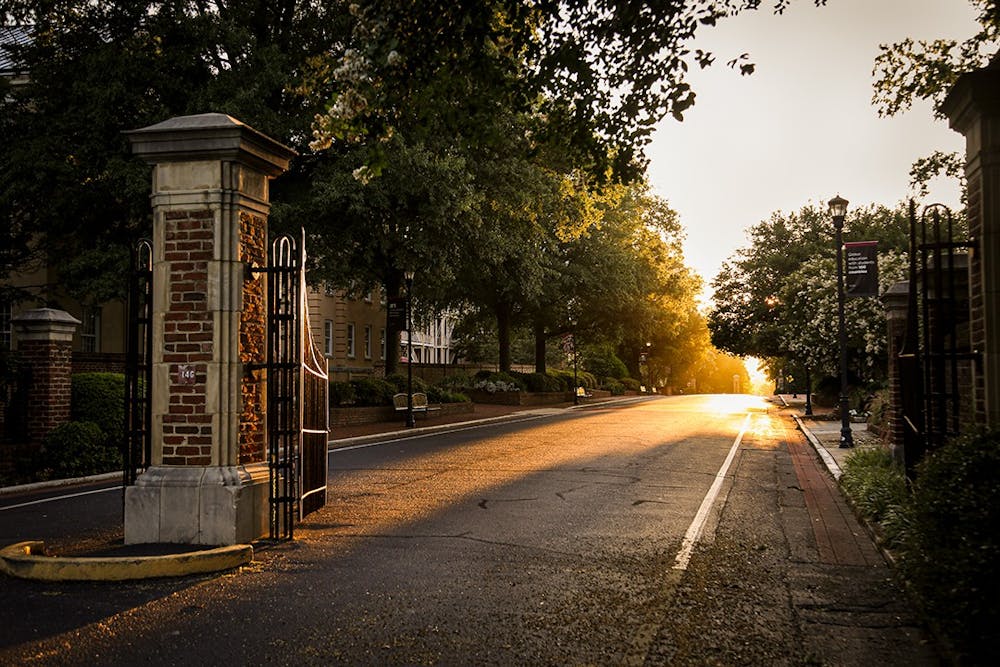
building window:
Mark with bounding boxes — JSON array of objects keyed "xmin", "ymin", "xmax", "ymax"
[
  {"xmin": 346, "ymin": 322, "xmax": 356, "ymax": 358},
  {"xmin": 364, "ymin": 325, "xmax": 372, "ymax": 359},
  {"xmin": 0, "ymin": 301, "xmax": 10, "ymax": 350},
  {"xmin": 324, "ymin": 320, "xmax": 333, "ymax": 356},
  {"xmin": 80, "ymin": 307, "xmax": 101, "ymax": 353},
  {"xmin": 380, "ymin": 328, "xmax": 386, "ymax": 360}
]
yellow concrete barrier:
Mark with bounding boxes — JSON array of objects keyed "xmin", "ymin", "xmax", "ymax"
[{"xmin": 0, "ymin": 541, "xmax": 253, "ymax": 581}]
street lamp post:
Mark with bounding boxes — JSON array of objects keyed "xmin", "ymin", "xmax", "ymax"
[
  {"xmin": 804, "ymin": 366, "xmax": 813, "ymax": 416},
  {"xmin": 829, "ymin": 195, "xmax": 853, "ymax": 448},
  {"xmin": 404, "ymin": 269, "xmax": 415, "ymax": 428}
]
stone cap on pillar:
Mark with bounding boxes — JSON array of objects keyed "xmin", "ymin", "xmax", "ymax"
[
  {"xmin": 125, "ymin": 113, "xmax": 297, "ymax": 177},
  {"xmin": 882, "ymin": 281, "xmax": 910, "ymax": 320},
  {"xmin": 941, "ymin": 57, "xmax": 1000, "ymax": 134},
  {"xmin": 12, "ymin": 308, "xmax": 82, "ymax": 343}
]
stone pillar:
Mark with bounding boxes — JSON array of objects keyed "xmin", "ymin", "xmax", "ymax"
[
  {"xmin": 11, "ymin": 308, "xmax": 80, "ymax": 442},
  {"xmin": 123, "ymin": 113, "xmax": 295, "ymax": 545},
  {"xmin": 942, "ymin": 59, "xmax": 1000, "ymax": 428},
  {"xmin": 882, "ymin": 282, "xmax": 908, "ymax": 462}
]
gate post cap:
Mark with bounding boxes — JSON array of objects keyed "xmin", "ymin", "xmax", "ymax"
[
  {"xmin": 125, "ymin": 113, "xmax": 297, "ymax": 177},
  {"xmin": 11, "ymin": 308, "xmax": 81, "ymax": 342}
]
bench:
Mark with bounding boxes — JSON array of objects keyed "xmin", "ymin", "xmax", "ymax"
[{"xmin": 392, "ymin": 392, "xmax": 441, "ymax": 414}]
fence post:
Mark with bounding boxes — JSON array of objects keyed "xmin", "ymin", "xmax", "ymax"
[{"xmin": 11, "ymin": 308, "xmax": 80, "ymax": 443}]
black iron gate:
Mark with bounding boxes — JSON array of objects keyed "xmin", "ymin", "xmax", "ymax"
[
  {"xmin": 899, "ymin": 201, "xmax": 976, "ymax": 476},
  {"xmin": 124, "ymin": 238, "xmax": 153, "ymax": 486},
  {"xmin": 266, "ymin": 233, "xmax": 328, "ymax": 540}
]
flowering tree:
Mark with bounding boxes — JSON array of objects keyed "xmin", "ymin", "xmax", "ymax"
[
  {"xmin": 708, "ymin": 202, "xmax": 911, "ymax": 386},
  {"xmin": 780, "ymin": 251, "xmax": 908, "ymax": 383}
]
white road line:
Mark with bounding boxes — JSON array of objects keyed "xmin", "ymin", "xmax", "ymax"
[
  {"xmin": 0, "ymin": 486, "xmax": 119, "ymax": 511},
  {"xmin": 672, "ymin": 412, "xmax": 752, "ymax": 571}
]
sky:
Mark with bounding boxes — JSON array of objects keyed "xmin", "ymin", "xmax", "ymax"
[{"xmin": 646, "ymin": 0, "xmax": 982, "ymax": 302}]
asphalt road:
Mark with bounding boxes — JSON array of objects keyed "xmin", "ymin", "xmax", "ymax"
[{"xmin": 0, "ymin": 395, "xmax": 936, "ymax": 665}]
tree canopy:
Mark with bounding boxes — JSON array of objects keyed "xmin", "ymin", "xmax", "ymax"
[
  {"xmin": 708, "ymin": 202, "xmax": 910, "ymax": 384},
  {"xmin": 2, "ymin": 0, "xmax": 827, "ymax": 380},
  {"xmin": 872, "ymin": 0, "xmax": 998, "ymax": 196}
]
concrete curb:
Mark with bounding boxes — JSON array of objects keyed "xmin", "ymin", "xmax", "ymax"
[
  {"xmin": 0, "ymin": 471, "xmax": 121, "ymax": 497},
  {"xmin": 0, "ymin": 541, "xmax": 253, "ymax": 582},
  {"xmin": 327, "ymin": 395, "xmax": 651, "ymax": 450},
  {"xmin": 792, "ymin": 414, "xmax": 843, "ymax": 480}
]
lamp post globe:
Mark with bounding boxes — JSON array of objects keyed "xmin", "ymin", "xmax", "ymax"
[{"xmin": 828, "ymin": 195, "xmax": 853, "ymax": 448}]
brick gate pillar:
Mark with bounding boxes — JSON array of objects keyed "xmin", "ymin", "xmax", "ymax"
[
  {"xmin": 943, "ymin": 59, "xmax": 1000, "ymax": 428},
  {"xmin": 124, "ymin": 113, "xmax": 295, "ymax": 545},
  {"xmin": 882, "ymin": 282, "xmax": 908, "ymax": 462},
  {"xmin": 11, "ymin": 308, "xmax": 80, "ymax": 442}
]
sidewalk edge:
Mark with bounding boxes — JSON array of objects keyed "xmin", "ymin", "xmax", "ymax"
[{"xmin": 792, "ymin": 414, "xmax": 843, "ymax": 480}]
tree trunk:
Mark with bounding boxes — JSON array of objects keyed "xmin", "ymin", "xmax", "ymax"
[
  {"xmin": 384, "ymin": 270, "xmax": 403, "ymax": 377},
  {"xmin": 497, "ymin": 304, "xmax": 512, "ymax": 373},
  {"xmin": 534, "ymin": 320, "xmax": 547, "ymax": 374}
]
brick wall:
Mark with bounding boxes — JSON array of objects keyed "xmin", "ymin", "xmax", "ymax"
[
  {"xmin": 72, "ymin": 352, "xmax": 127, "ymax": 374},
  {"xmin": 967, "ymin": 171, "xmax": 986, "ymax": 425},
  {"xmin": 239, "ymin": 211, "xmax": 266, "ymax": 464},
  {"xmin": 160, "ymin": 210, "xmax": 214, "ymax": 466}
]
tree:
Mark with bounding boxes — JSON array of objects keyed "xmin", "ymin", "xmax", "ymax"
[
  {"xmin": 872, "ymin": 0, "xmax": 998, "ymax": 195},
  {"xmin": 708, "ymin": 202, "xmax": 910, "ymax": 383},
  {"xmin": 310, "ymin": 0, "xmax": 832, "ymax": 183},
  {"xmin": 779, "ymin": 251, "xmax": 908, "ymax": 384},
  {"xmin": 0, "ymin": 1, "xmax": 346, "ymax": 303}
]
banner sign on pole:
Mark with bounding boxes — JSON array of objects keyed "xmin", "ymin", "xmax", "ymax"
[
  {"xmin": 844, "ymin": 241, "xmax": 879, "ymax": 298},
  {"xmin": 387, "ymin": 296, "xmax": 407, "ymax": 329}
]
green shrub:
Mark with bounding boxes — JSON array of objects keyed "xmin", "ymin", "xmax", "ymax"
[
  {"xmin": 582, "ymin": 343, "xmax": 629, "ymax": 380},
  {"xmin": 620, "ymin": 377, "xmax": 641, "ymax": 391},
  {"xmin": 547, "ymin": 369, "xmax": 573, "ymax": 391},
  {"xmin": 840, "ymin": 447, "xmax": 910, "ymax": 547},
  {"xmin": 899, "ymin": 431, "xmax": 1000, "ymax": 663},
  {"xmin": 71, "ymin": 372, "xmax": 126, "ymax": 446},
  {"xmin": 329, "ymin": 381, "xmax": 356, "ymax": 406},
  {"xmin": 865, "ymin": 387, "xmax": 891, "ymax": 435},
  {"xmin": 384, "ymin": 373, "xmax": 429, "ymax": 395},
  {"xmin": 578, "ymin": 371, "xmax": 597, "ymax": 389},
  {"xmin": 436, "ymin": 373, "xmax": 474, "ymax": 391},
  {"xmin": 518, "ymin": 372, "xmax": 563, "ymax": 393},
  {"xmin": 603, "ymin": 380, "xmax": 625, "ymax": 396},
  {"xmin": 40, "ymin": 421, "xmax": 119, "ymax": 479},
  {"xmin": 474, "ymin": 372, "xmax": 526, "ymax": 391},
  {"xmin": 427, "ymin": 387, "xmax": 470, "ymax": 404},
  {"xmin": 351, "ymin": 377, "xmax": 398, "ymax": 406}
]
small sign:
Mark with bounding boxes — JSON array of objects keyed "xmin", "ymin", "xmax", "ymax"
[
  {"xmin": 844, "ymin": 241, "xmax": 879, "ymax": 298},
  {"xmin": 177, "ymin": 364, "xmax": 197, "ymax": 385},
  {"xmin": 387, "ymin": 296, "xmax": 407, "ymax": 329}
]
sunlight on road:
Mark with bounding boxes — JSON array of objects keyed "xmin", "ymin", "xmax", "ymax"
[
  {"xmin": 696, "ymin": 393, "xmax": 771, "ymax": 415},
  {"xmin": 310, "ymin": 397, "xmax": 771, "ymax": 548}
]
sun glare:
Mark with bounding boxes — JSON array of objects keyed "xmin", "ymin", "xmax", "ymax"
[{"xmin": 745, "ymin": 357, "xmax": 771, "ymax": 396}]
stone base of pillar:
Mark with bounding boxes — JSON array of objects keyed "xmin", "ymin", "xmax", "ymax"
[{"xmin": 124, "ymin": 464, "xmax": 269, "ymax": 545}]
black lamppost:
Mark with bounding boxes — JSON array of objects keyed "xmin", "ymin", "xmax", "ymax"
[
  {"xmin": 644, "ymin": 341, "xmax": 652, "ymax": 393},
  {"xmin": 572, "ymin": 333, "xmax": 580, "ymax": 405},
  {"xmin": 804, "ymin": 366, "xmax": 813, "ymax": 416},
  {"xmin": 404, "ymin": 269, "xmax": 415, "ymax": 428},
  {"xmin": 829, "ymin": 195, "xmax": 853, "ymax": 448}
]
